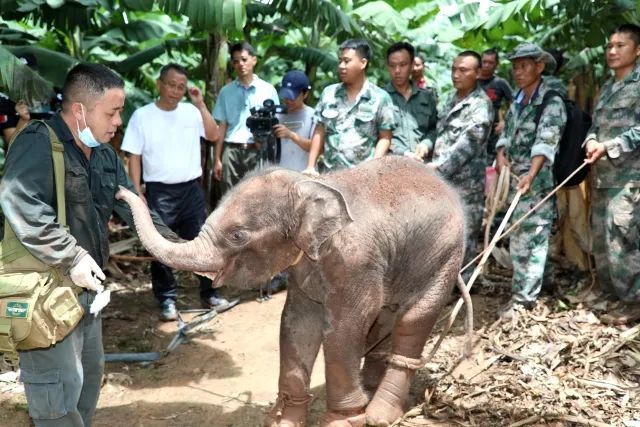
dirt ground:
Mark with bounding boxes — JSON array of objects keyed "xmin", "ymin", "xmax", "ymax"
[{"xmin": 0, "ymin": 259, "xmax": 637, "ymax": 427}]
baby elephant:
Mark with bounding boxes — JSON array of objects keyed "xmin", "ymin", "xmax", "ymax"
[{"xmin": 117, "ymin": 156, "xmax": 466, "ymax": 426}]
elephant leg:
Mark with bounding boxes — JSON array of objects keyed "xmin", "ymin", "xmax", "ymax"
[
  {"xmin": 265, "ymin": 285, "xmax": 323, "ymax": 427},
  {"xmin": 361, "ymin": 308, "xmax": 396, "ymax": 399},
  {"xmin": 366, "ymin": 276, "xmax": 455, "ymax": 426},
  {"xmin": 320, "ymin": 300, "xmax": 378, "ymax": 427}
]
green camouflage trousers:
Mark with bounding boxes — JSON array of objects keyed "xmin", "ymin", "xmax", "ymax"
[
  {"xmin": 509, "ymin": 189, "xmax": 555, "ymax": 304},
  {"xmin": 463, "ymin": 191, "xmax": 485, "ymax": 275},
  {"xmin": 592, "ymin": 185, "xmax": 640, "ymax": 302}
]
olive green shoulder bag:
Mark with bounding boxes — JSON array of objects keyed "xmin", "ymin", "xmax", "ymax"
[{"xmin": 0, "ymin": 121, "xmax": 84, "ymax": 354}]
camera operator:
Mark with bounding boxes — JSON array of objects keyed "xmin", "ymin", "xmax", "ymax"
[
  {"xmin": 213, "ymin": 42, "xmax": 278, "ymax": 193},
  {"xmin": 273, "ymin": 70, "xmax": 316, "ymax": 171}
]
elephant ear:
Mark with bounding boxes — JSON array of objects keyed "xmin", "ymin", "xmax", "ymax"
[{"xmin": 290, "ymin": 180, "xmax": 353, "ymax": 261}]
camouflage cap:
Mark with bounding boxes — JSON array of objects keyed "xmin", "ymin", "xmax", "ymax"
[{"xmin": 507, "ymin": 42, "xmax": 557, "ymax": 72}]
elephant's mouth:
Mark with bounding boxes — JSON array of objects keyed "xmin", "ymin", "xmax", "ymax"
[
  {"xmin": 195, "ymin": 270, "xmax": 225, "ymax": 287},
  {"xmin": 212, "ymin": 269, "xmax": 225, "ymax": 287}
]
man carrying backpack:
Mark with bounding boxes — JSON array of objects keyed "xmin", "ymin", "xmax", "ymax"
[
  {"xmin": 586, "ymin": 24, "xmax": 640, "ymax": 324},
  {"xmin": 495, "ymin": 42, "xmax": 567, "ymax": 320}
]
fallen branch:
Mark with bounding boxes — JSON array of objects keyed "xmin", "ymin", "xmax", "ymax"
[{"xmin": 110, "ymin": 254, "xmax": 155, "ymax": 262}]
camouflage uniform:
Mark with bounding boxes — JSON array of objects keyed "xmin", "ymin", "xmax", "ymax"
[
  {"xmin": 496, "ymin": 80, "xmax": 567, "ymax": 305},
  {"xmin": 315, "ymin": 80, "xmax": 396, "ymax": 171},
  {"xmin": 432, "ymin": 84, "xmax": 493, "ymax": 270},
  {"xmin": 587, "ymin": 63, "xmax": 640, "ymax": 302}
]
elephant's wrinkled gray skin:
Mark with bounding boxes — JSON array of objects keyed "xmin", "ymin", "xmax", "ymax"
[{"xmin": 117, "ymin": 156, "xmax": 466, "ymax": 427}]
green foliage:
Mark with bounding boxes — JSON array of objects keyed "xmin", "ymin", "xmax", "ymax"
[
  {"xmin": 0, "ymin": 45, "xmax": 54, "ymax": 104},
  {"xmin": 0, "ymin": 0, "xmax": 639, "ymax": 117}
]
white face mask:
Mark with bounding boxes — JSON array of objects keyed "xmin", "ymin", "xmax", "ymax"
[{"xmin": 76, "ymin": 104, "xmax": 100, "ymax": 148}]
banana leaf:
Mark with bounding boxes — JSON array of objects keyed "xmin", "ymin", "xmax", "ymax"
[{"xmin": 0, "ymin": 45, "xmax": 54, "ymax": 105}]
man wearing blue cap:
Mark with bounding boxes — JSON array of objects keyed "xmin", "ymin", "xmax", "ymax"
[{"xmin": 274, "ymin": 70, "xmax": 316, "ymax": 171}]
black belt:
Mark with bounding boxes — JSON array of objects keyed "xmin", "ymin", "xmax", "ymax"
[{"xmin": 224, "ymin": 141, "xmax": 258, "ymax": 150}]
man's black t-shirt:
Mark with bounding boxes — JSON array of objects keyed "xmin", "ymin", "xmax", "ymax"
[{"xmin": 480, "ymin": 75, "xmax": 513, "ymax": 121}]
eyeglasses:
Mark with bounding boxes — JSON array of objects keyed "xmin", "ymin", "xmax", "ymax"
[{"xmin": 160, "ymin": 80, "xmax": 187, "ymax": 92}]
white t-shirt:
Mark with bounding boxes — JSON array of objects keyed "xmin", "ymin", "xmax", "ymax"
[
  {"xmin": 121, "ymin": 102, "xmax": 204, "ymax": 184},
  {"xmin": 276, "ymin": 105, "xmax": 316, "ymax": 171}
]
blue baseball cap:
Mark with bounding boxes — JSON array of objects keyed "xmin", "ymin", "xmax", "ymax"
[{"xmin": 279, "ymin": 70, "xmax": 311, "ymax": 100}]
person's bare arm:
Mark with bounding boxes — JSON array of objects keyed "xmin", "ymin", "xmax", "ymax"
[
  {"xmin": 373, "ymin": 129, "xmax": 392, "ymax": 158},
  {"xmin": 188, "ymin": 87, "xmax": 219, "ymax": 142},
  {"xmin": 305, "ymin": 125, "xmax": 325, "ymax": 172},
  {"xmin": 214, "ymin": 121, "xmax": 227, "ymax": 181},
  {"xmin": 273, "ymin": 124, "xmax": 312, "ymax": 152},
  {"xmin": 517, "ymin": 155, "xmax": 546, "ymax": 193},
  {"xmin": 127, "ymin": 154, "xmax": 147, "ymax": 204}
]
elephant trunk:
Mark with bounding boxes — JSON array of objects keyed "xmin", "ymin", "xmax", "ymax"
[{"xmin": 116, "ymin": 186, "xmax": 219, "ymax": 273}]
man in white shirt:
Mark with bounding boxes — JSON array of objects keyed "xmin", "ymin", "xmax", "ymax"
[
  {"xmin": 122, "ymin": 63, "xmax": 228, "ymax": 321},
  {"xmin": 274, "ymin": 70, "xmax": 315, "ymax": 171}
]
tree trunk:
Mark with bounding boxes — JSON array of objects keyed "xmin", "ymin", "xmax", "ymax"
[{"xmin": 203, "ymin": 31, "xmax": 228, "ymax": 212}]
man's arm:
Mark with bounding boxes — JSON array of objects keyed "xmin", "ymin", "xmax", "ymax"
[
  {"xmin": 0, "ymin": 124, "xmax": 84, "ymax": 273},
  {"xmin": 530, "ymin": 95, "xmax": 566, "ymax": 165},
  {"xmin": 274, "ymin": 124, "xmax": 312, "ymax": 152},
  {"xmin": 214, "ymin": 121, "xmax": 227, "ymax": 181},
  {"xmin": 306, "ymin": 125, "xmax": 325, "ymax": 170},
  {"xmin": 374, "ymin": 129, "xmax": 392, "ymax": 158},
  {"xmin": 127, "ymin": 154, "xmax": 146, "ymax": 203},
  {"xmin": 517, "ymin": 155, "xmax": 546, "ymax": 193},
  {"xmin": 188, "ymin": 87, "xmax": 219, "ymax": 142}
]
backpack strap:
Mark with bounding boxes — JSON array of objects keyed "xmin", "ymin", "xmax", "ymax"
[
  {"xmin": 7, "ymin": 120, "xmax": 66, "ymax": 228},
  {"xmin": 533, "ymin": 89, "xmax": 563, "ymax": 128}
]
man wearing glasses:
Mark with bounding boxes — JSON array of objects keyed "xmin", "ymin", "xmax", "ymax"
[{"xmin": 122, "ymin": 63, "xmax": 229, "ymax": 320}]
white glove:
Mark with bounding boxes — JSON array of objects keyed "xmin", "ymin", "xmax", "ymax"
[
  {"xmin": 90, "ymin": 289, "xmax": 111, "ymax": 316},
  {"xmin": 70, "ymin": 254, "xmax": 105, "ymax": 292}
]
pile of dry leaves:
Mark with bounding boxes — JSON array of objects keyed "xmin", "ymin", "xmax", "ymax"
[{"xmin": 399, "ymin": 263, "xmax": 640, "ymax": 427}]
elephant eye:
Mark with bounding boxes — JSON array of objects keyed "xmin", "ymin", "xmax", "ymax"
[{"xmin": 230, "ymin": 229, "xmax": 246, "ymax": 243}]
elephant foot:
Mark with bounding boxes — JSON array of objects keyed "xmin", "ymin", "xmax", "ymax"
[
  {"xmin": 263, "ymin": 392, "xmax": 312, "ymax": 427},
  {"xmin": 366, "ymin": 355, "xmax": 421, "ymax": 426},
  {"xmin": 320, "ymin": 408, "xmax": 366, "ymax": 427}
]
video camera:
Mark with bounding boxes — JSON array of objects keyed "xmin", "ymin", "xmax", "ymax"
[{"xmin": 246, "ymin": 99, "xmax": 287, "ymax": 163}]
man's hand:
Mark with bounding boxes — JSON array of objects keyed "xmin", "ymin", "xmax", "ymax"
[
  {"xmin": 70, "ymin": 254, "xmax": 105, "ymax": 292},
  {"xmin": 496, "ymin": 150, "xmax": 510, "ymax": 174},
  {"xmin": 15, "ymin": 100, "xmax": 30, "ymax": 121},
  {"xmin": 414, "ymin": 144, "xmax": 429, "ymax": 160},
  {"xmin": 187, "ymin": 86, "xmax": 205, "ymax": 108},
  {"xmin": 517, "ymin": 173, "xmax": 534, "ymax": 194},
  {"xmin": 214, "ymin": 159, "xmax": 223, "ymax": 181},
  {"xmin": 585, "ymin": 139, "xmax": 607, "ymax": 164},
  {"xmin": 134, "ymin": 187, "xmax": 148, "ymax": 206},
  {"xmin": 273, "ymin": 124, "xmax": 293, "ymax": 141},
  {"xmin": 494, "ymin": 120, "xmax": 505, "ymax": 135},
  {"xmin": 301, "ymin": 167, "xmax": 319, "ymax": 177}
]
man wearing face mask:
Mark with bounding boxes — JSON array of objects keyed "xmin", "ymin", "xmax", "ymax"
[{"xmin": 0, "ymin": 63, "xmax": 176, "ymax": 427}]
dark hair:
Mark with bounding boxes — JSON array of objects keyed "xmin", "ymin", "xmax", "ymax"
[
  {"xmin": 482, "ymin": 48, "xmax": 499, "ymax": 63},
  {"xmin": 545, "ymin": 48, "xmax": 564, "ymax": 74},
  {"xmin": 62, "ymin": 63, "xmax": 123, "ymax": 108},
  {"xmin": 339, "ymin": 39, "xmax": 372, "ymax": 66},
  {"xmin": 612, "ymin": 23, "xmax": 640, "ymax": 46},
  {"xmin": 159, "ymin": 63, "xmax": 188, "ymax": 80},
  {"xmin": 230, "ymin": 41, "xmax": 256, "ymax": 58},
  {"xmin": 386, "ymin": 42, "xmax": 415, "ymax": 62},
  {"xmin": 458, "ymin": 50, "xmax": 482, "ymax": 68},
  {"xmin": 415, "ymin": 53, "xmax": 425, "ymax": 64}
]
